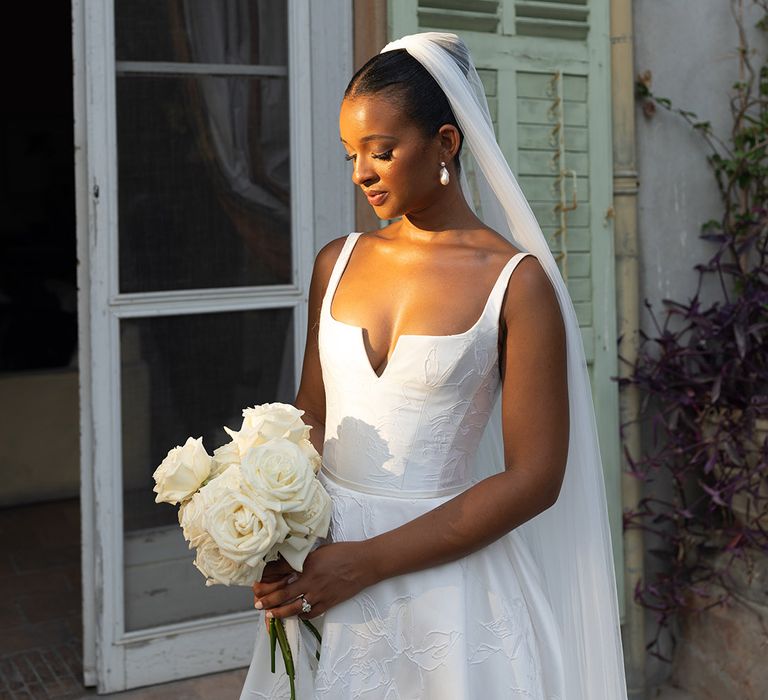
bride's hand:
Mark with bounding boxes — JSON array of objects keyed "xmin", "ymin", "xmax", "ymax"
[
  {"xmin": 253, "ymin": 556, "xmax": 299, "ymax": 632},
  {"xmin": 253, "ymin": 541, "xmax": 376, "ymax": 621},
  {"xmin": 257, "ymin": 555, "xmax": 297, "ymax": 584}
]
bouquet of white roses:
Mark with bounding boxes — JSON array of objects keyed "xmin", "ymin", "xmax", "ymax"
[{"xmin": 152, "ymin": 402, "xmax": 330, "ymax": 698}]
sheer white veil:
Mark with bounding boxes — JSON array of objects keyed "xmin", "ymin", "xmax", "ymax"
[{"xmin": 381, "ymin": 32, "xmax": 628, "ymax": 700}]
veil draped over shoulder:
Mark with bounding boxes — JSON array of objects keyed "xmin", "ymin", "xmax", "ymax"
[{"xmin": 380, "ymin": 32, "xmax": 628, "ymax": 700}]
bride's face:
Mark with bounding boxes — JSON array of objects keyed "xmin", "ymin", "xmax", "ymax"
[{"xmin": 339, "ymin": 92, "xmax": 450, "ymax": 219}]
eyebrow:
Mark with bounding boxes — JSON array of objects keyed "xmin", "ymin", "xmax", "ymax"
[{"xmin": 340, "ymin": 135, "xmax": 396, "ymax": 144}]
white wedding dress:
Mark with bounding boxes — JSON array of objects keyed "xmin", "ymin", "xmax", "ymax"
[{"xmin": 239, "ymin": 230, "xmax": 567, "ymax": 699}]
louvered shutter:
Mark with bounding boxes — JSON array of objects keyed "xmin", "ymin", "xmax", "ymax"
[{"xmin": 390, "ymin": 0, "xmax": 624, "ymax": 619}]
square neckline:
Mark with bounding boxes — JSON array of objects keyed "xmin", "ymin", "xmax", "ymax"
[{"xmin": 325, "ymin": 231, "xmax": 531, "ymax": 381}]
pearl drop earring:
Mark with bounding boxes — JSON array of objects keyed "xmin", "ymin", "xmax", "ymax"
[{"xmin": 439, "ymin": 161, "xmax": 450, "ymax": 186}]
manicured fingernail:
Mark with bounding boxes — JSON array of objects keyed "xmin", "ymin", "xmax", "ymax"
[
  {"xmin": 286, "ymin": 573, "xmax": 298, "ymax": 584},
  {"xmin": 266, "ymin": 611, "xmax": 273, "ymax": 618},
  {"xmin": 254, "ymin": 600, "xmax": 263, "ymax": 609}
]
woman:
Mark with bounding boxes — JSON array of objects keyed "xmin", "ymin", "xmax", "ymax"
[{"xmin": 241, "ymin": 32, "xmax": 628, "ymax": 699}]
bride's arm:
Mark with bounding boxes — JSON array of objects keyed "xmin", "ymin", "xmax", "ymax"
[
  {"xmin": 251, "ymin": 238, "xmax": 343, "ymax": 589},
  {"xmin": 255, "ymin": 257, "xmax": 570, "ymax": 619},
  {"xmin": 293, "ymin": 239, "xmax": 345, "ymax": 450}
]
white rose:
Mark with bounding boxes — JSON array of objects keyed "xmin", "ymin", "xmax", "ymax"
[
  {"xmin": 205, "ymin": 487, "xmax": 289, "ymax": 568},
  {"xmin": 284, "ymin": 479, "xmax": 332, "ymax": 539},
  {"xmin": 240, "ymin": 437, "xmax": 316, "ymax": 513},
  {"xmin": 242, "ymin": 402, "xmax": 309, "ymax": 443},
  {"xmin": 222, "ymin": 425, "xmax": 266, "ymax": 456},
  {"xmin": 178, "ymin": 493, "xmax": 207, "ymax": 549},
  {"xmin": 210, "ymin": 440, "xmax": 240, "ymax": 480},
  {"xmin": 224, "ymin": 403, "xmax": 310, "ymax": 454},
  {"xmin": 277, "ymin": 480, "xmax": 332, "ymax": 571},
  {"xmin": 178, "ymin": 464, "xmax": 239, "ymax": 548},
  {"xmin": 193, "ymin": 535, "xmax": 266, "ymax": 587},
  {"xmin": 152, "ymin": 437, "xmax": 212, "ymax": 505},
  {"xmin": 297, "ymin": 438, "xmax": 322, "ymax": 474}
]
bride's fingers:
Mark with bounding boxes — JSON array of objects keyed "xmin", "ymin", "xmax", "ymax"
[
  {"xmin": 253, "ymin": 573, "xmax": 296, "ymax": 602},
  {"xmin": 265, "ymin": 597, "xmax": 308, "ymax": 621},
  {"xmin": 256, "ymin": 578, "xmax": 307, "ymax": 611}
]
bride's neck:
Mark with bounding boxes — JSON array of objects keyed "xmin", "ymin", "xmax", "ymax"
[{"xmin": 400, "ymin": 184, "xmax": 483, "ymax": 237}]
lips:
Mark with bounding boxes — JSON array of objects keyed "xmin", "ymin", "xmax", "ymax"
[{"xmin": 365, "ymin": 190, "xmax": 388, "ymax": 206}]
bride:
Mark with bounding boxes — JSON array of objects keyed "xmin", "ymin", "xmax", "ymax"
[{"xmin": 240, "ymin": 32, "xmax": 628, "ymax": 699}]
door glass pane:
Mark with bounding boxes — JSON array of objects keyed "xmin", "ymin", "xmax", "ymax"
[
  {"xmin": 121, "ymin": 308, "xmax": 295, "ymax": 631},
  {"xmin": 117, "ymin": 74, "xmax": 290, "ymax": 292},
  {"xmin": 115, "ymin": 0, "xmax": 290, "ymax": 293},
  {"xmin": 115, "ymin": 0, "xmax": 288, "ymax": 66}
]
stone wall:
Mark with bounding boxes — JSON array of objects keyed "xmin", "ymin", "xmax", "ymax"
[{"xmin": 632, "ymin": 0, "xmax": 767, "ymax": 689}]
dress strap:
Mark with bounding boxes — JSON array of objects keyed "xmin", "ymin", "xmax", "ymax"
[
  {"xmin": 322, "ymin": 232, "xmax": 362, "ymax": 317},
  {"xmin": 484, "ymin": 251, "xmax": 534, "ymax": 319}
]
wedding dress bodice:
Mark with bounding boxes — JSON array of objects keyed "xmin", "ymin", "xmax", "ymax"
[{"xmin": 318, "ymin": 231, "xmax": 531, "ymax": 498}]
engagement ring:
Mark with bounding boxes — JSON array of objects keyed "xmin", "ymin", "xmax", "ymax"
[{"xmin": 300, "ymin": 594, "xmax": 312, "ymax": 614}]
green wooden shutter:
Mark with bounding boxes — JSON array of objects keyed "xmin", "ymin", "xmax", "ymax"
[{"xmin": 390, "ymin": 0, "xmax": 624, "ymax": 620}]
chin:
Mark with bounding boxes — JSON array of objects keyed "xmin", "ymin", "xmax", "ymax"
[
  {"xmin": 374, "ymin": 201, "xmax": 405, "ymax": 220},
  {"xmin": 372, "ymin": 205, "xmax": 395, "ymax": 220}
]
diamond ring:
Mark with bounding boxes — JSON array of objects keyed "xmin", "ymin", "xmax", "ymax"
[{"xmin": 300, "ymin": 594, "xmax": 312, "ymax": 614}]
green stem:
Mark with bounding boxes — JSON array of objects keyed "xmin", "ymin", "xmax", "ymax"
[
  {"xmin": 300, "ymin": 619, "xmax": 322, "ymax": 661},
  {"xmin": 269, "ymin": 618, "xmax": 277, "ymax": 673},
  {"xmin": 273, "ymin": 619, "xmax": 296, "ymax": 700}
]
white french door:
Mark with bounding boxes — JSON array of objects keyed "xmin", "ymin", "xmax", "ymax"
[{"xmin": 73, "ymin": 0, "xmax": 353, "ymax": 691}]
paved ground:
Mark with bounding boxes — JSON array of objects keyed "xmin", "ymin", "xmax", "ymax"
[
  {"xmin": 0, "ymin": 499, "xmax": 84, "ymax": 699},
  {"xmin": 75, "ymin": 669, "xmax": 249, "ymax": 699},
  {"xmin": 650, "ymin": 684, "xmax": 696, "ymax": 700},
  {"xmin": 0, "ymin": 498, "xmax": 254, "ymax": 700}
]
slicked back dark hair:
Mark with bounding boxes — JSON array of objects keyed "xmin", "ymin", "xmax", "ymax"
[{"xmin": 344, "ymin": 48, "xmax": 464, "ymax": 176}]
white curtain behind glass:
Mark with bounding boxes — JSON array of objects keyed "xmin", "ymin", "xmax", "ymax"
[{"xmin": 182, "ymin": 0, "xmax": 289, "ymax": 219}]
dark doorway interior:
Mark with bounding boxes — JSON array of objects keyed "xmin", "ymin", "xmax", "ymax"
[{"xmin": 0, "ymin": 2, "xmax": 86, "ymax": 698}]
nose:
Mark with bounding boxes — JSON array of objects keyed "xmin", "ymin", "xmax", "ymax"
[{"xmin": 351, "ymin": 156, "xmax": 378, "ymax": 188}]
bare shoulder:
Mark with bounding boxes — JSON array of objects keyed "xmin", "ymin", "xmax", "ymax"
[
  {"xmin": 314, "ymin": 227, "xmax": 394, "ymax": 285},
  {"xmin": 503, "ymin": 254, "xmax": 563, "ymax": 330},
  {"xmin": 313, "ymin": 234, "xmax": 351, "ymax": 288},
  {"xmin": 474, "ymin": 226, "xmax": 525, "ymax": 259}
]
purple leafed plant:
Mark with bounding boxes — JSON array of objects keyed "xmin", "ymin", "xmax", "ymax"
[{"xmin": 618, "ymin": 0, "xmax": 768, "ymax": 662}]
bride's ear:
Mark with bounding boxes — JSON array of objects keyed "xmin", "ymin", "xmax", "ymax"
[{"xmin": 437, "ymin": 124, "xmax": 461, "ymax": 163}]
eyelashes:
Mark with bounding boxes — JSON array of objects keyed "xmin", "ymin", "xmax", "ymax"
[{"xmin": 344, "ymin": 149, "xmax": 394, "ymax": 162}]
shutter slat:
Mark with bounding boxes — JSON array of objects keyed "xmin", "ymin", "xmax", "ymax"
[
  {"xmin": 517, "ymin": 72, "xmax": 587, "ymax": 101},
  {"xmin": 516, "ymin": 1, "xmax": 589, "ymax": 22},
  {"xmin": 516, "ymin": 17, "xmax": 589, "ymax": 40},
  {"xmin": 542, "ymin": 226, "xmax": 591, "ymax": 251},
  {"xmin": 515, "ymin": 0, "xmax": 590, "ymax": 41},
  {"xmin": 537, "ymin": 205, "xmax": 590, "ymax": 229},
  {"xmin": 518, "ymin": 150, "xmax": 589, "ymax": 177},
  {"xmin": 517, "ymin": 98, "xmax": 588, "ymax": 126},
  {"xmin": 418, "ymin": 0, "xmax": 500, "ymax": 34},
  {"xmin": 575, "ymin": 302, "xmax": 594, "ymax": 329},
  {"xmin": 420, "ymin": 0, "xmax": 499, "ymax": 13},
  {"xmin": 418, "ymin": 9, "xmax": 499, "ymax": 33},
  {"xmin": 477, "ymin": 69, "xmax": 498, "ymax": 95},
  {"xmin": 517, "ymin": 124, "xmax": 588, "ymax": 152},
  {"xmin": 518, "ymin": 175, "xmax": 590, "ymax": 202},
  {"xmin": 567, "ymin": 278, "xmax": 591, "ymax": 303}
]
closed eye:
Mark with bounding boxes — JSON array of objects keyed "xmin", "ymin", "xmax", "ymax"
[{"xmin": 343, "ymin": 150, "xmax": 393, "ymax": 162}]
